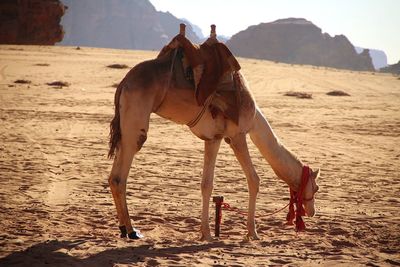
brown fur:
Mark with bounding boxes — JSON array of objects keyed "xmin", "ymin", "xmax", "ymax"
[
  {"xmin": 124, "ymin": 58, "xmax": 169, "ymax": 91},
  {"xmin": 137, "ymin": 134, "xmax": 147, "ymax": 150},
  {"xmin": 108, "ymin": 53, "xmax": 175, "ymax": 159}
]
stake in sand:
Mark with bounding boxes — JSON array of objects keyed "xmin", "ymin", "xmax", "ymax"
[{"xmin": 213, "ymin": 196, "xmax": 224, "ymax": 237}]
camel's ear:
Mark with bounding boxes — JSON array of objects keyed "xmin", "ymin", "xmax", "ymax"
[{"xmin": 311, "ymin": 168, "xmax": 320, "ymax": 180}]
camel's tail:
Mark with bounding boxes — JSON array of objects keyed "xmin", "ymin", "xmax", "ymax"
[{"xmin": 108, "ymin": 80, "xmax": 124, "ymax": 159}]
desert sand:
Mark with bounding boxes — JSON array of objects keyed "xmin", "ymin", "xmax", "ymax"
[{"xmin": 0, "ymin": 45, "xmax": 399, "ymax": 266}]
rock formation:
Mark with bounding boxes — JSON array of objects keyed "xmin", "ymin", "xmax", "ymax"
[
  {"xmin": 0, "ymin": 0, "xmax": 65, "ymax": 45},
  {"xmin": 226, "ymin": 18, "xmax": 374, "ymax": 71},
  {"xmin": 181, "ymin": 18, "xmax": 204, "ymax": 39},
  {"xmin": 59, "ymin": 0, "xmax": 200, "ymax": 50},
  {"xmin": 355, "ymin": 47, "xmax": 388, "ymax": 70},
  {"xmin": 379, "ymin": 61, "xmax": 400, "ymax": 75}
]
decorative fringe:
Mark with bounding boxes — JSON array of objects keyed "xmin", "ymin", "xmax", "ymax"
[{"xmin": 286, "ymin": 165, "xmax": 310, "ymax": 232}]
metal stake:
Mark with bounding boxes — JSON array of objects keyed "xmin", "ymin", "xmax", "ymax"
[{"xmin": 213, "ymin": 196, "xmax": 224, "ymax": 237}]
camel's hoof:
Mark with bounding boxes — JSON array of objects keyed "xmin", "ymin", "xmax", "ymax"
[
  {"xmin": 244, "ymin": 233, "xmax": 260, "ymax": 242},
  {"xmin": 119, "ymin": 225, "xmax": 127, "ymax": 238},
  {"xmin": 199, "ymin": 233, "xmax": 215, "ymax": 242},
  {"xmin": 128, "ymin": 230, "xmax": 144, "ymax": 239}
]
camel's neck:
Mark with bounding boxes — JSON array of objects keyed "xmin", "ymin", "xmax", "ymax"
[{"xmin": 249, "ymin": 108, "xmax": 303, "ymax": 190}]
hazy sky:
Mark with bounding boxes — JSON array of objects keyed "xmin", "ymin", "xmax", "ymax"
[{"xmin": 149, "ymin": 0, "xmax": 400, "ymax": 64}]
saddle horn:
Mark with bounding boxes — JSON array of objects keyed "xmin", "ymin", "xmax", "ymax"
[
  {"xmin": 210, "ymin": 24, "xmax": 216, "ymax": 38},
  {"xmin": 205, "ymin": 24, "xmax": 218, "ymax": 45},
  {"xmin": 179, "ymin": 23, "xmax": 186, "ymax": 36}
]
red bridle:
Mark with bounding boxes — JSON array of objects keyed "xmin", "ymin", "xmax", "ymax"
[{"xmin": 286, "ymin": 165, "xmax": 316, "ymax": 231}]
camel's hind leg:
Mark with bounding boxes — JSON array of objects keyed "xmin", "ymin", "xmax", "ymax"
[
  {"xmin": 108, "ymin": 90, "xmax": 151, "ymax": 239},
  {"xmin": 200, "ymin": 139, "xmax": 222, "ymax": 241},
  {"xmin": 228, "ymin": 134, "xmax": 260, "ymax": 240}
]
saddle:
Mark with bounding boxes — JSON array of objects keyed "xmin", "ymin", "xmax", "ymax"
[{"xmin": 158, "ymin": 24, "xmax": 243, "ymax": 125}]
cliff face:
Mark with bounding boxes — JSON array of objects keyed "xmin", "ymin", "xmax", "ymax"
[
  {"xmin": 59, "ymin": 0, "xmax": 200, "ymax": 50},
  {"xmin": 355, "ymin": 47, "xmax": 388, "ymax": 70},
  {"xmin": 0, "ymin": 0, "xmax": 65, "ymax": 45},
  {"xmin": 226, "ymin": 18, "xmax": 374, "ymax": 71}
]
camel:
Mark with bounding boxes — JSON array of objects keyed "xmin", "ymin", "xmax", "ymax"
[{"xmin": 107, "ymin": 24, "xmax": 320, "ymax": 241}]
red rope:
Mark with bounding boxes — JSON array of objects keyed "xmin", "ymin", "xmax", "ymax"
[
  {"xmin": 218, "ymin": 166, "xmax": 311, "ymax": 232},
  {"xmin": 220, "ymin": 201, "xmax": 290, "ymax": 220}
]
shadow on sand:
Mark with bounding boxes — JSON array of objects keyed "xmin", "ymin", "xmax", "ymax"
[{"xmin": 0, "ymin": 239, "xmax": 235, "ymax": 266}]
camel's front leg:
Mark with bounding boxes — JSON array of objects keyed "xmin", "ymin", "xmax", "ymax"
[
  {"xmin": 228, "ymin": 134, "xmax": 260, "ymax": 240},
  {"xmin": 200, "ymin": 139, "xmax": 222, "ymax": 241}
]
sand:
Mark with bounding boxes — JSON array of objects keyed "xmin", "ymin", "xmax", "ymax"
[{"xmin": 0, "ymin": 45, "xmax": 399, "ymax": 266}]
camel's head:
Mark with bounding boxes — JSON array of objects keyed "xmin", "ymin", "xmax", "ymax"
[{"xmin": 303, "ymin": 168, "xmax": 320, "ymax": 217}]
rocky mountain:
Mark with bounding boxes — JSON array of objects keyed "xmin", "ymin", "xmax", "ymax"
[
  {"xmin": 59, "ymin": 0, "xmax": 200, "ymax": 50},
  {"xmin": 180, "ymin": 20, "xmax": 230, "ymax": 43},
  {"xmin": 181, "ymin": 18, "xmax": 204, "ymax": 39},
  {"xmin": 226, "ymin": 18, "xmax": 374, "ymax": 71},
  {"xmin": 379, "ymin": 61, "xmax": 400, "ymax": 75},
  {"xmin": 0, "ymin": 0, "xmax": 65, "ymax": 45},
  {"xmin": 355, "ymin": 47, "xmax": 388, "ymax": 70}
]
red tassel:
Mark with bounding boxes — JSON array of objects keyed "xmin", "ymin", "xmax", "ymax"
[
  {"xmin": 286, "ymin": 166, "xmax": 311, "ymax": 232},
  {"xmin": 296, "ymin": 201, "xmax": 306, "ymax": 217},
  {"xmin": 286, "ymin": 205, "xmax": 295, "ymax": 225},
  {"xmin": 296, "ymin": 215, "xmax": 305, "ymax": 232},
  {"xmin": 299, "ymin": 207, "xmax": 306, "ymax": 216},
  {"xmin": 286, "ymin": 191, "xmax": 296, "ymax": 225}
]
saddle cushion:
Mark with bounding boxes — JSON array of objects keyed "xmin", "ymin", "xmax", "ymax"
[
  {"xmin": 196, "ymin": 41, "xmax": 241, "ymax": 105},
  {"xmin": 158, "ymin": 34, "xmax": 243, "ymax": 124}
]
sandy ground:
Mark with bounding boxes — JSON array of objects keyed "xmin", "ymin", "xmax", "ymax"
[{"xmin": 0, "ymin": 45, "xmax": 399, "ymax": 266}]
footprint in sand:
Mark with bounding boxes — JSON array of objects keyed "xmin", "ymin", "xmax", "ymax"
[
  {"xmin": 0, "ymin": 65, "xmax": 7, "ymax": 81},
  {"xmin": 331, "ymin": 239, "xmax": 357, "ymax": 248},
  {"xmin": 328, "ymin": 227, "xmax": 349, "ymax": 236}
]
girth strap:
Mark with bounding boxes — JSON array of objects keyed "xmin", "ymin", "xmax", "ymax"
[{"xmin": 186, "ymin": 93, "xmax": 214, "ymax": 128}]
